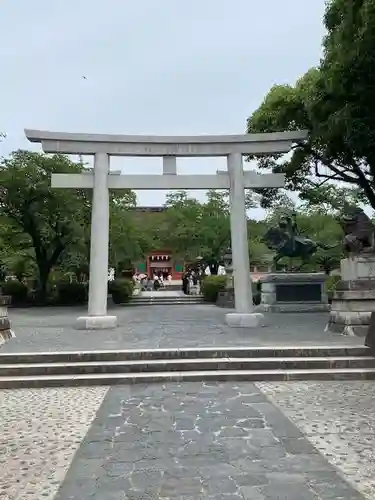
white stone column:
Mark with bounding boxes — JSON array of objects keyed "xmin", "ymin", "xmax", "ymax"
[
  {"xmin": 76, "ymin": 152, "xmax": 117, "ymax": 329},
  {"xmin": 225, "ymin": 153, "xmax": 265, "ymax": 328}
]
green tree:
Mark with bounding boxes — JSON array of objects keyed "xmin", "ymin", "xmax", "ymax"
[
  {"xmin": 0, "ymin": 220, "xmax": 37, "ymax": 281},
  {"xmin": 161, "ymin": 190, "xmax": 232, "ymax": 264},
  {"xmin": 161, "ymin": 191, "xmax": 204, "ymax": 260},
  {"xmin": 109, "ymin": 196, "xmax": 153, "ymax": 274},
  {"xmin": 246, "ymin": 0, "xmax": 375, "ymax": 210},
  {"xmin": 162, "ymin": 189, "xmax": 258, "ymax": 263},
  {"xmin": 0, "ymin": 150, "xmax": 88, "ymax": 299},
  {"xmin": 57, "ymin": 188, "xmax": 137, "ymax": 281}
]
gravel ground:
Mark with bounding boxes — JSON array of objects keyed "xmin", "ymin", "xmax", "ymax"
[
  {"xmin": 0, "ymin": 387, "xmax": 108, "ymax": 500},
  {"xmin": 257, "ymin": 381, "xmax": 375, "ymax": 499}
]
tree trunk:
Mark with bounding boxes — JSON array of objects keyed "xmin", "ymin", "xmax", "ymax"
[{"xmin": 36, "ymin": 262, "xmax": 51, "ymax": 304}]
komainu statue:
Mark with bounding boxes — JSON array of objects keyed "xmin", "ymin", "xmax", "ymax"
[{"xmin": 340, "ymin": 206, "xmax": 375, "ymax": 254}]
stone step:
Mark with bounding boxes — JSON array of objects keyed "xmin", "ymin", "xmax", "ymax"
[
  {"xmin": 129, "ymin": 297, "xmax": 204, "ymax": 306},
  {"xmin": 1, "ymin": 356, "xmax": 374, "ymax": 377},
  {"xmin": 1, "ymin": 367, "xmax": 375, "ymax": 388},
  {"xmin": 129, "ymin": 298, "xmax": 205, "ymax": 306},
  {"xmin": 132, "ymin": 295, "xmax": 203, "ymax": 300},
  {"xmin": 164, "ymin": 284, "xmax": 182, "ymax": 291},
  {"xmin": 0, "ymin": 346, "xmax": 370, "ymax": 364}
]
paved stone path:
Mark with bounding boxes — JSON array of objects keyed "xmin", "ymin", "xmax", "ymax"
[
  {"xmin": 53, "ymin": 382, "xmax": 366, "ymax": 500},
  {"xmin": 4, "ymin": 305, "xmax": 361, "ymax": 353}
]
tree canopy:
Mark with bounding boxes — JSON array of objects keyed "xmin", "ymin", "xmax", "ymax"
[
  {"xmin": 0, "ymin": 150, "xmax": 137, "ymax": 298},
  {"xmin": 246, "ymin": 0, "xmax": 375, "ymax": 210}
]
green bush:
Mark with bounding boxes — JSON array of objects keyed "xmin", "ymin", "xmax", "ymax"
[
  {"xmin": 57, "ymin": 281, "xmax": 88, "ymax": 305},
  {"xmin": 201, "ymin": 275, "xmax": 227, "ymax": 303},
  {"xmin": 110, "ymin": 279, "xmax": 134, "ymax": 304},
  {"xmin": 2, "ymin": 280, "xmax": 28, "ymax": 305}
]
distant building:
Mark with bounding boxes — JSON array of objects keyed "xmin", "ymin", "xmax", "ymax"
[{"xmin": 131, "ymin": 207, "xmax": 184, "ymax": 280}]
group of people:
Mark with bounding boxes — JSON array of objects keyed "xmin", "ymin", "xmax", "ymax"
[
  {"xmin": 133, "ymin": 272, "xmax": 172, "ymax": 291},
  {"xmin": 182, "ymin": 269, "xmax": 202, "ymax": 295}
]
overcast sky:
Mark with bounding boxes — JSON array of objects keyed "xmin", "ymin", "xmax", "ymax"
[{"xmin": 0, "ymin": 0, "xmax": 326, "ymax": 214}]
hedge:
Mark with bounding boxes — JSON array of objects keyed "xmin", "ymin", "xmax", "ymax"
[
  {"xmin": 201, "ymin": 275, "xmax": 227, "ymax": 302},
  {"xmin": 110, "ymin": 279, "xmax": 134, "ymax": 304},
  {"xmin": 1, "ymin": 280, "xmax": 28, "ymax": 305},
  {"xmin": 57, "ymin": 282, "xmax": 88, "ymax": 305}
]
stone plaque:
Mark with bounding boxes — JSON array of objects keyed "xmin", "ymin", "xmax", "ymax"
[{"xmin": 276, "ymin": 283, "xmax": 321, "ymax": 302}]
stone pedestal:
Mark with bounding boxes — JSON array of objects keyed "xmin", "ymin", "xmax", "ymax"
[
  {"xmin": 216, "ymin": 287, "xmax": 235, "ymax": 308},
  {"xmin": 0, "ymin": 295, "xmax": 14, "ymax": 346},
  {"xmin": 76, "ymin": 315, "xmax": 117, "ymax": 330},
  {"xmin": 260, "ymin": 273, "xmax": 328, "ymax": 312},
  {"xmin": 326, "ymin": 255, "xmax": 375, "ymax": 336},
  {"xmin": 225, "ymin": 312, "xmax": 265, "ymax": 328}
]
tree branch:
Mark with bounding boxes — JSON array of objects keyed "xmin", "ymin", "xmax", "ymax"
[{"xmin": 296, "ymin": 143, "xmax": 359, "ymax": 183}]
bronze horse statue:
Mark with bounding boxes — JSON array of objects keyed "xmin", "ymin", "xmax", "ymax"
[{"xmin": 263, "ymin": 214, "xmax": 334, "ymax": 270}]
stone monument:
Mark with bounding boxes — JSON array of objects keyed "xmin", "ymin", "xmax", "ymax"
[
  {"xmin": 326, "ymin": 206, "xmax": 375, "ymax": 336},
  {"xmin": 260, "ymin": 213, "xmax": 330, "ymax": 312},
  {"xmin": 260, "ymin": 272, "xmax": 328, "ymax": 312}
]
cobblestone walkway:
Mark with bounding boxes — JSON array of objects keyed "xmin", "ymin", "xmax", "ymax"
[
  {"xmin": 257, "ymin": 381, "xmax": 375, "ymax": 499},
  {"xmin": 4, "ymin": 305, "xmax": 361, "ymax": 352},
  {"xmin": 0, "ymin": 387, "xmax": 108, "ymax": 500}
]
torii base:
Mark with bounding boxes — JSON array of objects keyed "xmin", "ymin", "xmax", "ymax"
[
  {"xmin": 76, "ymin": 315, "xmax": 117, "ymax": 330},
  {"xmin": 225, "ymin": 312, "xmax": 266, "ymax": 328}
]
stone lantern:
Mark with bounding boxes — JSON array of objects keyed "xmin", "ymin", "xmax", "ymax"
[
  {"xmin": 223, "ymin": 247, "xmax": 233, "ymax": 289},
  {"xmin": 216, "ymin": 247, "xmax": 235, "ymax": 308}
]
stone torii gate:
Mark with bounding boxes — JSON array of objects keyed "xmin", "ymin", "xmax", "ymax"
[{"xmin": 25, "ymin": 129, "xmax": 307, "ymax": 329}]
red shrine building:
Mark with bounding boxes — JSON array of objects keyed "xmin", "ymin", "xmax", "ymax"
[
  {"xmin": 131, "ymin": 207, "xmax": 184, "ymax": 280},
  {"xmin": 147, "ymin": 250, "xmax": 183, "ymax": 280},
  {"xmin": 134, "ymin": 249, "xmax": 183, "ymax": 280}
]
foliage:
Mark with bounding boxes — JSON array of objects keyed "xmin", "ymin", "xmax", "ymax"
[
  {"xmin": 110, "ymin": 278, "xmax": 134, "ymax": 304},
  {"xmin": 0, "ymin": 151, "xmax": 89, "ymax": 300},
  {"xmin": 109, "ymin": 196, "xmax": 147, "ymax": 273},
  {"xmin": 246, "ymin": 0, "xmax": 375, "ymax": 211},
  {"xmin": 160, "ymin": 189, "xmax": 258, "ymax": 263},
  {"xmin": 316, "ymin": 255, "xmax": 341, "ymax": 275},
  {"xmin": 57, "ymin": 282, "xmax": 88, "ymax": 305},
  {"xmin": 161, "ymin": 190, "xmax": 230, "ymax": 264},
  {"xmin": 0, "ymin": 223, "xmax": 37, "ymax": 281},
  {"xmin": 2, "ymin": 280, "xmax": 28, "ymax": 305},
  {"xmin": 201, "ymin": 275, "xmax": 227, "ymax": 303}
]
